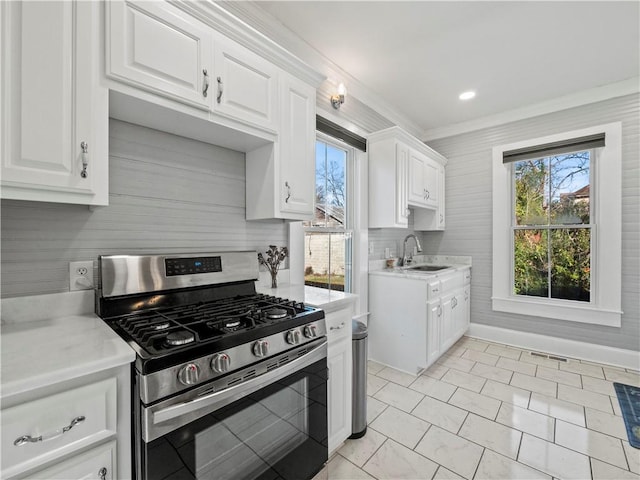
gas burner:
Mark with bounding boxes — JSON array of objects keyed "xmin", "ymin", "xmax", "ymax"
[
  {"xmin": 208, "ymin": 315, "xmax": 255, "ymax": 333},
  {"xmin": 224, "ymin": 319, "xmax": 241, "ymax": 329},
  {"xmin": 265, "ymin": 307, "xmax": 288, "ymax": 320},
  {"xmin": 165, "ymin": 330, "xmax": 196, "ymax": 346},
  {"xmin": 151, "ymin": 322, "xmax": 171, "ymax": 331}
]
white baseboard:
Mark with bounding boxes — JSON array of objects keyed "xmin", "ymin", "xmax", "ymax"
[{"xmin": 468, "ymin": 323, "xmax": 640, "ymax": 370}]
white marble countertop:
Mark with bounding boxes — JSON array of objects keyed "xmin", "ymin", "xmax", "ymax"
[
  {"xmin": 255, "ymin": 283, "xmax": 357, "ymax": 314},
  {"xmin": 1, "ymin": 293, "xmax": 135, "ymax": 400},
  {"xmin": 369, "ymin": 262, "xmax": 471, "ymax": 281},
  {"xmin": 0, "ymin": 280, "xmax": 356, "ymax": 400}
]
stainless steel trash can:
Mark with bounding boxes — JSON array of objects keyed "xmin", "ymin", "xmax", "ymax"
[{"xmin": 350, "ymin": 319, "xmax": 368, "ymax": 439}]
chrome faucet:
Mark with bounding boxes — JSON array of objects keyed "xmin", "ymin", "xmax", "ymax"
[{"xmin": 401, "ymin": 234, "xmax": 423, "ymax": 266}]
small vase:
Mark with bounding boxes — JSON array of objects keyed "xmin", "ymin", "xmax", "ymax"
[{"xmin": 270, "ymin": 271, "xmax": 278, "ymax": 288}]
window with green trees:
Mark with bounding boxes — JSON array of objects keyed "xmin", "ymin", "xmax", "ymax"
[{"xmin": 513, "ymin": 151, "xmax": 591, "ymax": 302}]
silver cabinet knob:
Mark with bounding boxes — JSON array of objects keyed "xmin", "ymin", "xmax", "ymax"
[
  {"xmin": 178, "ymin": 363, "xmax": 200, "ymax": 385},
  {"xmin": 252, "ymin": 340, "xmax": 269, "ymax": 357},
  {"xmin": 211, "ymin": 353, "xmax": 231, "ymax": 373},
  {"xmin": 99, "ymin": 467, "xmax": 107, "ymax": 480},
  {"xmin": 303, "ymin": 325, "xmax": 318, "ymax": 338},
  {"xmin": 286, "ymin": 329, "xmax": 301, "ymax": 345}
]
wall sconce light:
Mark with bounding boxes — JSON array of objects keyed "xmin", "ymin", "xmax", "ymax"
[{"xmin": 330, "ymin": 83, "xmax": 347, "ymax": 109}]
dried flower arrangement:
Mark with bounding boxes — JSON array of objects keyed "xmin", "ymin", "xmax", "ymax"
[{"xmin": 257, "ymin": 245, "xmax": 289, "ymax": 288}]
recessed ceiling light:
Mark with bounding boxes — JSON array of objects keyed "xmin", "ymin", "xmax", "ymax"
[{"xmin": 459, "ymin": 91, "xmax": 476, "ymax": 101}]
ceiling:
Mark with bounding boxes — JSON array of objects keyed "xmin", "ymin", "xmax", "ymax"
[{"xmin": 255, "ymin": 1, "xmax": 640, "ymax": 136}]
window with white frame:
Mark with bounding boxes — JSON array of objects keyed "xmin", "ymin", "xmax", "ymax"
[
  {"xmin": 492, "ymin": 123, "xmax": 622, "ymax": 327},
  {"xmin": 302, "ymin": 133, "xmax": 353, "ymax": 292}
]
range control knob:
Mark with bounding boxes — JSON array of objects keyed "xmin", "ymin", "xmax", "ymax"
[
  {"xmin": 178, "ymin": 363, "xmax": 200, "ymax": 385},
  {"xmin": 286, "ymin": 329, "xmax": 302, "ymax": 345},
  {"xmin": 303, "ymin": 325, "xmax": 318, "ymax": 338},
  {"xmin": 252, "ymin": 340, "xmax": 269, "ymax": 357},
  {"xmin": 211, "ymin": 353, "xmax": 231, "ymax": 373}
]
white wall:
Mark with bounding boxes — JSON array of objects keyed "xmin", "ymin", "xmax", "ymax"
[
  {"xmin": 0, "ymin": 119, "xmax": 287, "ymax": 297},
  {"xmin": 422, "ymin": 94, "xmax": 639, "ymax": 351}
]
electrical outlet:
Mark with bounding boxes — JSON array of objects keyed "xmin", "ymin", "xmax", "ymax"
[
  {"xmin": 69, "ymin": 261, "xmax": 94, "ymax": 291},
  {"xmin": 368, "ymin": 242, "xmax": 374, "ymax": 255},
  {"xmin": 384, "ymin": 247, "xmax": 390, "ymax": 259}
]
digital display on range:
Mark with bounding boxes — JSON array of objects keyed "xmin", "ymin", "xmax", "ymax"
[{"xmin": 165, "ymin": 256, "xmax": 222, "ymax": 276}]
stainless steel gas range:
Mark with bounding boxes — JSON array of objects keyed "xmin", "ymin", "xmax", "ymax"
[{"xmin": 96, "ymin": 251, "xmax": 328, "ymax": 480}]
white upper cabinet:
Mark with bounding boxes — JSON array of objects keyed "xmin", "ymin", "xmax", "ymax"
[
  {"xmin": 213, "ymin": 35, "xmax": 279, "ymax": 132},
  {"xmin": 1, "ymin": 1, "xmax": 108, "ymax": 205},
  {"xmin": 369, "ymin": 133, "xmax": 410, "ymax": 228},
  {"xmin": 107, "ymin": 0, "xmax": 278, "ymax": 133},
  {"xmin": 107, "ymin": 0, "xmax": 213, "ymax": 111},
  {"xmin": 368, "ymin": 127, "xmax": 446, "ymax": 229},
  {"xmin": 277, "ymin": 74, "xmax": 315, "ymax": 217},
  {"xmin": 246, "ymin": 73, "xmax": 315, "ymax": 220},
  {"xmin": 408, "ymin": 149, "xmax": 438, "ymax": 209}
]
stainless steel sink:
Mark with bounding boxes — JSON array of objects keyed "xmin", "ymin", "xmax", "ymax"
[{"xmin": 407, "ymin": 265, "xmax": 450, "ymax": 272}]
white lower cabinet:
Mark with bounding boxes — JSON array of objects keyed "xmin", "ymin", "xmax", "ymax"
[
  {"xmin": 23, "ymin": 441, "xmax": 115, "ymax": 480},
  {"xmin": 1, "ymin": 367, "xmax": 130, "ymax": 480},
  {"xmin": 369, "ymin": 267, "xmax": 471, "ymax": 374},
  {"xmin": 426, "ymin": 300, "xmax": 442, "ymax": 367},
  {"xmin": 326, "ymin": 307, "xmax": 353, "ymax": 454}
]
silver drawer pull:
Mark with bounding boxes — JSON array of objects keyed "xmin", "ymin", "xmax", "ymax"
[
  {"xmin": 330, "ymin": 322, "xmax": 345, "ymax": 330},
  {"xmin": 99, "ymin": 467, "xmax": 107, "ymax": 480},
  {"xmin": 202, "ymin": 69, "xmax": 209, "ymax": 97},
  {"xmin": 14, "ymin": 416, "xmax": 85, "ymax": 446}
]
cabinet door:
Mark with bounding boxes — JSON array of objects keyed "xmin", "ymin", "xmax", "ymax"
[
  {"xmin": 436, "ymin": 163, "xmax": 445, "ymax": 228},
  {"xmin": 278, "ymin": 75, "xmax": 315, "ymax": 217},
  {"xmin": 107, "ymin": 0, "xmax": 212, "ymax": 110},
  {"xmin": 1, "ymin": 1, "xmax": 107, "ymax": 205},
  {"xmin": 461, "ymin": 284, "xmax": 471, "ymax": 335},
  {"xmin": 423, "ymin": 157, "xmax": 439, "ymax": 208},
  {"xmin": 440, "ymin": 293, "xmax": 457, "ymax": 352},
  {"xmin": 327, "ymin": 334, "xmax": 352, "ymax": 453},
  {"xmin": 448, "ymin": 287, "xmax": 468, "ymax": 346},
  {"xmin": 395, "ymin": 143, "xmax": 411, "ymax": 226},
  {"xmin": 426, "ymin": 300, "xmax": 442, "ymax": 368},
  {"xmin": 407, "ymin": 149, "xmax": 428, "ymax": 206},
  {"xmin": 213, "ymin": 36, "xmax": 278, "ymax": 132},
  {"xmin": 24, "ymin": 441, "xmax": 115, "ymax": 480}
]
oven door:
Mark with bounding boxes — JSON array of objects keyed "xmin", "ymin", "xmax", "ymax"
[{"xmin": 137, "ymin": 340, "xmax": 328, "ymax": 480}]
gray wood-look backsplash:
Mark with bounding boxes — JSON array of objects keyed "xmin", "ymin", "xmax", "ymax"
[
  {"xmin": 423, "ymin": 93, "xmax": 640, "ymax": 351},
  {"xmin": 1, "ymin": 119, "xmax": 287, "ymax": 297}
]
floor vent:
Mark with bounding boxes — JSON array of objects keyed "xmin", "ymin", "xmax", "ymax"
[{"xmin": 530, "ymin": 351, "xmax": 568, "ymax": 362}]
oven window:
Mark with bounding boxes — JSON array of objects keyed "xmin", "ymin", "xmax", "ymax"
[{"xmin": 142, "ymin": 359, "xmax": 328, "ymax": 480}]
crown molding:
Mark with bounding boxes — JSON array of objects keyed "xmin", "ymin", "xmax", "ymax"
[
  {"xmin": 171, "ymin": 0, "xmax": 325, "ymax": 86},
  {"xmin": 217, "ymin": 1, "xmax": 424, "ymax": 138},
  {"xmin": 422, "ymin": 77, "xmax": 640, "ymax": 141}
]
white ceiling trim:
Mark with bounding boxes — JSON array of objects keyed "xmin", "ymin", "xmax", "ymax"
[
  {"xmin": 218, "ymin": 1, "xmax": 424, "ymax": 137},
  {"xmin": 422, "ymin": 77, "xmax": 640, "ymax": 141}
]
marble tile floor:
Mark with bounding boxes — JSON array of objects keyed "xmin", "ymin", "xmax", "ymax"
[{"xmin": 313, "ymin": 336, "xmax": 640, "ymax": 480}]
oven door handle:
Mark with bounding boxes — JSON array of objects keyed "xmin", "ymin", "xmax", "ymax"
[{"xmin": 151, "ymin": 339, "xmax": 327, "ymax": 426}]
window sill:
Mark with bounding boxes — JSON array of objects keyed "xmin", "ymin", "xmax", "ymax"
[{"xmin": 492, "ymin": 296, "xmax": 622, "ymax": 328}]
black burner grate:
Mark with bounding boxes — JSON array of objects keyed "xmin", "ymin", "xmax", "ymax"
[{"xmin": 109, "ymin": 294, "xmax": 307, "ymax": 356}]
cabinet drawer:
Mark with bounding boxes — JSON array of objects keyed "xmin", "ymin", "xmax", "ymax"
[
  {"xmin": 439, "ymin": 272, "xmax": 464, "ymax": 293},
  {"xmin": 22, "ymin": 440, "xmax": 116, "ymax": 480},
  {"xmin": 1, "ymin": 378, "xmax": 117, "ymax": 478},
  {"xmin": 426, "ymin": 280, "xmax": 441, "ymax": 301},
  {"xmin": 326, "ymin": 310, "xmax": 351, "ymax": 342}
]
